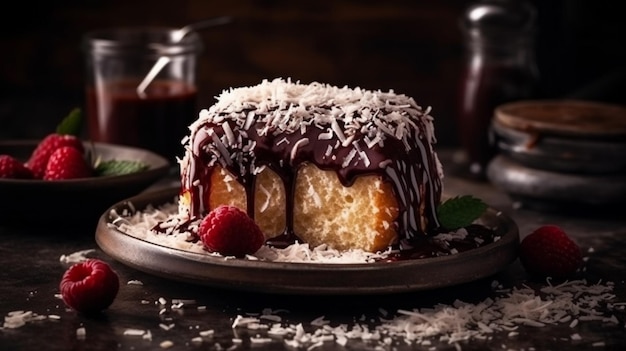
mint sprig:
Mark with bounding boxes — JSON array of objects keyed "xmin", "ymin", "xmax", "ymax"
[
  {"xmin": 56, "ymin": 108, "xmax": 82, "ymax": 136},
  {"xmin": 436, "ymin": 195, "xmax": 488, "ymax": 230},
  {"xmin": 95, "ymin": 160, "xmax": 149, "ymax": 176}
]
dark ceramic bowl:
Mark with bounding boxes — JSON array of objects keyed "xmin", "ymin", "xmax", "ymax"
[{"xmin": 0, "ymin": 140, "xmax": 170, "ymax": 228}]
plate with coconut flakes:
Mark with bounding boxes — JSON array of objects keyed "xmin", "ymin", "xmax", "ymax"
[{"xmin": 95, "ymin": 187, "xmax": 519, "ymax": 295}]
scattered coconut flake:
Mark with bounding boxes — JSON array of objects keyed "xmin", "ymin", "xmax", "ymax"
[
  {"xmin": 191, "ymin": 336, "xmax": 203, "ymax": 344},
  {"xmin": 310, "ymin": 316, "xmax": 329, "ymax": 327},
  {"xmin": 226, "ymin": 279, "xmax": 623, "ymax": 349},
  {"xmin": 172, "ymin": 299, "xmax": 196, "ymax": 305},
  {"xmin": 199, "ymin": 330, "xmax": 215, "ymax": 337},
  {"xmin": 127, "ymin": 280, "xmax": 143, "ymax": 285},
  {"xmin": 59, "ymin": 249, "xmax": 96, "ymax": 264},
  {"xmin": 76, "ymin": 327, "xmax": 86, "ymax": 339},
  {"xmin": 123, "ymin": 329, "xmax": 146, "ymax": 337},
  {"xmin": 160, "ymin": 323, "xmax": 175, "ymax": 331},
  {"xmin": 2, "ymin": 310, "xmax": 48, "ymax": 329},
  {"xmin": 250, "ymin": 335, "xmax": 273, "ymax": 344},
  {"xmin": 160, "ymin": 340, "xmax": 174, "ymax": 349}
]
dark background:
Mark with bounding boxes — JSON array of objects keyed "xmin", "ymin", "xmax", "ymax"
[{"xmin": 1, "ymin": 0, "xmax": 625, "ymax": 146}]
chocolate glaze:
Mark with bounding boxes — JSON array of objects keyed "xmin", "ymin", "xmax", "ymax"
[{"xmin": 182, "ymin": 109, "xmax": 442, "ymax": 248}]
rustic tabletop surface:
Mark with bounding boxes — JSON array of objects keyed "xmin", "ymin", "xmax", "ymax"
[{"xmin": 1, "ymin": 149, "xmax": 625, "ymax": 351}]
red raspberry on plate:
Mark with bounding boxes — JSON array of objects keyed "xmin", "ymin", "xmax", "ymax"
[
  {"xmin": 60, "ymin": 259, "xmax": 119, "ymax": 314},
  {"xmin": 519, "ymin": 225, "xmax": 583, "ymax": 279},
  {"xmin": 26, "ymin": 133, "xmax": 85, "ymax": 178},
  {"xmin": 43, "ymin": 146, "xmax": 93, "ymax": 180},
  {"xmin": 0, "ymin": 154, "xmax": 33, "ymax": 179},
  {"xmin": 198, "ymin": 205, "xmax": 265, "ymax": 257}
]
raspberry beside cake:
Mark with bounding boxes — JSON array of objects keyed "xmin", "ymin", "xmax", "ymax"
[{"xmin": 178, "ymin": 78, "xmax": 443, "ymax": 252}]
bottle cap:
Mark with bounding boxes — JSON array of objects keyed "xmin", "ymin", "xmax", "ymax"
[{"xmin": 461, "ymin": 0, "xmax": 536, "ymax": 39}]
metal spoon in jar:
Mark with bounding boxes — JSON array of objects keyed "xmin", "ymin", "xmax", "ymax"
[{"xmin": 136, "ymin": 16, "xmax": 232, "ymax": 97}]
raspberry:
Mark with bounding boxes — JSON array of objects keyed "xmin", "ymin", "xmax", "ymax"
[
  {"xmin": 519, "ymin": 225, "xmax": 583, "ymax": 279},
  {"xmin": 60, "ymin": 259, "xmax": 119, "ymax": 314},
  {"xmin": 0, "ymin": 154, "xmax": 33, "ymax": 179},
  {"xmin": 26, "ymin": 133, "xmax": 85, "ymax": 178},
  {"xmin": 43, "ymin": 146, "xmax": 93, "ymax": 180},
  {"xmin": 198, "ymin": 205, "xmax": 265, "ymax": 257}
]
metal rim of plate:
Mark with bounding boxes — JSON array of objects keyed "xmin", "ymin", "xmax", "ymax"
[{"xmin": 96, "ymin": 187, "xmax": 520, "ymax": 295}]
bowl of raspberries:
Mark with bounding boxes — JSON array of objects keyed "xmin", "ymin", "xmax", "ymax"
[{"xmin": 0, "ymin": 108, "xmax": 170, "ymax": 227}]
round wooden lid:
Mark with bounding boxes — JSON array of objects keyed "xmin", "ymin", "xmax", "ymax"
[{"xmin": 494, "ymin": 100, "xmax": 626, "ymax": 138}]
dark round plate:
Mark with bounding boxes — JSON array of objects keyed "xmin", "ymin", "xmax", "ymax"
[
  {"xmin": 96, "ymin": 188, "xmax": 520, "ymax": 295},
  {"xmin": 0, "ymin": 140, "xmax": 170, "ymax": 226}
]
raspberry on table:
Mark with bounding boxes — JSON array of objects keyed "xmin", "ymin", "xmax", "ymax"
[
  {"xmin": 60, "ymin": 259, "xmax": 119, "ymax": 314},
  {"xmin": 519, "ymin": 225, "xmax": 583, "ymax": 279},
  {"xmin": 198, "ymin": 205, "xmax": 265, "ymax": 257}
]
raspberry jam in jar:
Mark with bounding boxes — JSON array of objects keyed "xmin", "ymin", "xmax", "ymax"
[
  {"xmin": 86, "ymin": 79, "xmax": 197, "ymax": 162},
  {"xmin": 456, "ymin": 0, "xmax": 539, "ymax": 179}
]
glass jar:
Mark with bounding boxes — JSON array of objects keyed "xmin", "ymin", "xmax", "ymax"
[
  {"xmin": 456, "ymin": 0, "xmax": 539, "ymax": 179},
  {"xmin": 83, "ymin": 27, "xmax": 203, "ymax": 162}
]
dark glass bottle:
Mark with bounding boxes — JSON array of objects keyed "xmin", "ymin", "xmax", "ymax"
[{"xmin": 456, "ymin": 0, "xmax": 539, "ymax": 179}]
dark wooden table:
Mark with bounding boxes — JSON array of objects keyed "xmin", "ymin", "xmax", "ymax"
[{"xmin": 1, "ymin": 150, "xmax": 625, "ymax": 350}]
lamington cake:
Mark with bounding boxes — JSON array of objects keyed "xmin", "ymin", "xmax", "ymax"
[{"xmin": 178, "ymin": 78, "xmax": 443, "ymax": 253}]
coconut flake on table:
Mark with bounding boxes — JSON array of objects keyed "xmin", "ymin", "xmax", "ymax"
[
  {"xmin": 1, "ymin": 310, "xmax": 56, "ymax": 329},
  {"xmin": 230, "ymin": 279, "xmax": 624, "ymax": 349},
  {"xmin": 59, "ymin": 249, "xmax": 96, "ymax": 264}
]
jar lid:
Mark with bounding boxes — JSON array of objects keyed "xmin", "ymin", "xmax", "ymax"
[
  {"xmin": 494, "ymin": 99, "xmax": 626, "ymax": 139},
  {"xmin": 461, "ymin": 0, "xmax": 536, "ymax": 37},
  {"xmin": 83, "ymin": 26, "xmax": 203, "ymax": 56}
]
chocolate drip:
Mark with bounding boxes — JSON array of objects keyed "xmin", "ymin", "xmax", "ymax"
[
  {"xmin": 182, "ymin": 104, "xmax": 443, "ymax": 249},
  {"xmin": 178, "ymin": 77, "xmax": 446, "ymax": 252}
]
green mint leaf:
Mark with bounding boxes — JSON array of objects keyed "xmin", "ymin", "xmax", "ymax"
[
  {"xmin": 95, "ymin": 160, "xmax": 149, "ymax": 176},
  {"xmin": 56, "ymin": 108, "xmax": 82, "ymax": 136},
  {"xmin": 436, "ymin": 195, "xmax": 488, "ymax": 230}
]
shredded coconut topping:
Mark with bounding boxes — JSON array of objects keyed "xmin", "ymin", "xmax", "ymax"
[{"xmin": 188, "ymin": 78, "xmax": 437, "ymax": 158}]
